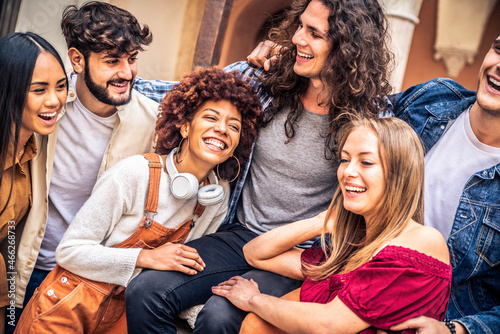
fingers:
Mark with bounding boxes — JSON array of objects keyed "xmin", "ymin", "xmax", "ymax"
[
  {"xmin": 164, "ymin": 243, "xmax": 205, "ymax": 268},
  {"xmin": 247, "ymin": 40, "xmax": 279, "ymax": 69},
  {"xmin": 211, "ymin": 276, "xmax": 243, "ymax": 297},
  {"xmin": 389, "ymin": 316, "xmax": 427, "ymax": 331},
  {"xmin": 142, "ymin": 243, "xmax": 206, "ymax": 274},
  {"xmin": 170, "ymin": 245, "xmax": 206, "ymax": 275},
  {"xmin": 177, "ymin": 256, "xmax": 205, "ymax": 273},
  {"xmin": 263, "ymin": 57, "xmax": 277, "ymax": 71},
  {"xmin": 247, "ymin": 42, "xmax": 268, "ymax": 67},
  {"xmin": 211, "ymin": 286, "xmax": 226, "ymax": 297},
  {"xmin": 249, "ymin": 278, "xmax": 259, "ymax": 288},
  {"xmin": 213, "ymin": 276, "xmax": 246, "ymax": 290},
  {"xmin": 176, "ymin": 244, "xmax": 206, "ymax": 268},
  {"xmin": 211, "ymin": 278, "xmax": 233, "ymax": 295},
  {"xmin": 217, "ymin": 276, "xmax": 243, "ymax": 286},
  {"xmin": 114, "ymin": 286, "xmax": 126, "ymax": 295}
]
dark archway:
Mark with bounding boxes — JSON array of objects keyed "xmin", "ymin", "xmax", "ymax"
[{"xmin": 219, "ymin": 0, "xmax": 292, "ymax": 66}]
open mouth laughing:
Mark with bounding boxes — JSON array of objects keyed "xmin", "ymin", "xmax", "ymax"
[
  {"xmin": 297, "ymin": 51, "xmax": 314, "ymax": 60},
  {"xmin": 345, "ymin": 185, "xmax": 367, "ymax": 194},
  {"xmin": 107, "ymin": 79, "xmax": 130, "ymax": 92},
  {"xmin": 38, "ymin": 111, "xmax": 57, "ymax": 121},
  {"xmin": 204, "ymin": 138, "xmax": 226, "ymax": 151},
  {"xmin": 487, "ymin": 76, "xmax": 500, "ymax": 92}
]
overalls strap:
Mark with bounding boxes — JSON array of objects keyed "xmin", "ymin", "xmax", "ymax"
[{"xmin": 142, "ymin": 153, "xmax": 163, "ymax": 214}]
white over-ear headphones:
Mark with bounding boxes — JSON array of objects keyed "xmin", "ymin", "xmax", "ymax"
[{"xmin": 165, "ymin": 148, "xmax": 225, "ymax": 206}]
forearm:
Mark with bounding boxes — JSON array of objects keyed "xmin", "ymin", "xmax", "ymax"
[
  {"xmin": 248, "ymin": 294, "xmax": 316, "ymax": 334},
  {"xmin": 247, "ymin": 294, "xmax": 364, "ymax": 334},
  {"xmin": 57, "ymin": 244, "xmax": 141, "ymax": 286},
  {"xmin": 244, "ymin": 212, "xmax": 325, "ymax": 264},
  {"xmin": 133, "ymin": 77, "xmax": 177, "ymax": 103}
]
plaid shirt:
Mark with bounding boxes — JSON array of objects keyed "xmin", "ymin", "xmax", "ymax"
[{"xmin": 134, "ymin": 61, "xmax": 273, "ymax": 225}]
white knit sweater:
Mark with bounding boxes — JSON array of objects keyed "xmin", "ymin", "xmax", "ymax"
[{"xmin": 55, "ymin": 154, "xmax": 229, "ymax": 287}]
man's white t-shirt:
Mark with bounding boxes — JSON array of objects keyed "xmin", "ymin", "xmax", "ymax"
[
  {"xmin": 424, "ymin": 108, "xmax": 500, "ymax": 237},
  {"xmin": 36, "ymin": 79, "xmax": 118, "ymax": 270}
]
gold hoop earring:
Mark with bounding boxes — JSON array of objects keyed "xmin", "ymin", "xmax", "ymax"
[
  {"xmin": 175, "ymin": 137, "xmax": 188, "ymax": 164},
  {"xmin": 217, "ymin": 156, "xmax": 241, "ymax": 183}
]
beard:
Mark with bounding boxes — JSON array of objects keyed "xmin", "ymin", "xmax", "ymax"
[{"xmin": 83, "ymin": 61, "xmax": 134, "ymax": 106}]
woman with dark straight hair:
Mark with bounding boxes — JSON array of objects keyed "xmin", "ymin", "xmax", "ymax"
[{"xmin": 0, "ymin": 32, "xmax": 67, "ymax": 332}]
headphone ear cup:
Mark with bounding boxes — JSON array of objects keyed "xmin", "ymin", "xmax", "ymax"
[
  {"xmin": 170, "ymin": 173, "xmax": 199, "ymax": 199},
  {"xmin": 197, "ymin": 184, "xmax": 225, "ymax": 206}
]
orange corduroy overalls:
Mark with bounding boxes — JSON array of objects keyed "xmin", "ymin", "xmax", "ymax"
[{"xmin": 15, "ymin": 154, "xmax": 205, "ymax": 333}]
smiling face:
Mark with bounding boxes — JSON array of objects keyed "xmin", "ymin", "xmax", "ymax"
[
  {"xmin": 20, "ymin": 52, "xmax": 67, "ymax": 141},
  {"xmin": 83, "ymin": 50, "xmax": 138, "ymax": 106},
  {"xmin": 179, "ymin": 100, "xmax": 242, "ymax": 175},
  {"xmin": 291, "ymin": 0, "xmax": 333, "ymax": 84},
  {"xmin": 475, "ymin": 36, "xmax": 500, "ymax": 116},
  {"xmin": 337, "ymin": 128, "xmax": 386, "ymax": 224}
]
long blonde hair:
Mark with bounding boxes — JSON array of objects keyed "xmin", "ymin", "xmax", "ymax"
[{"xmin": 303, "ymin": 117, "xmax": 425, "ymax": 280}]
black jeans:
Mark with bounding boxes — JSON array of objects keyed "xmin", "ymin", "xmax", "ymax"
[{"xmin": 125, "ymin": 223, "xmax": 302, "ymax": 334}]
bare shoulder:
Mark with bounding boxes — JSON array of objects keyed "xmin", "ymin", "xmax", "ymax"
[{"xmin": 391, "ymin": 222, "xmax": 450, "ymax": 264}]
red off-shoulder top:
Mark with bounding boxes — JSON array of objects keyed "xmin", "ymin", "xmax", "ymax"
[{"xmin": 300, "ymin": 245, "xmax": 452, "ymax": 334}]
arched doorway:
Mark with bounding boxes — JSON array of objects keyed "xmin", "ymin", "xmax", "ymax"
[{"xmin": 219, "ymin": 0, "xmax": 292, "ymax": 66}]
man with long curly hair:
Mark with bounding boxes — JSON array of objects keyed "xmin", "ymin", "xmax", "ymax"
[
  {"xmin": 245, "ymin": 27, "xmax": 500, "ymax": 334},
  {"xmin": 7, "ymin": 2, "xmax": 159, "ymax": 332},
  {"xmin": 129, "ymin": 0, "xmax": 393, "ymax": 333}
]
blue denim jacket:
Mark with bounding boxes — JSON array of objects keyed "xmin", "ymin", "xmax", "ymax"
[
  {"xmin": 134, "ymin": 62, "xmax": 273, "ymax": 226},
  {"xmin": 391, "ymin": 78, "xmax": 500, "ymax": 334}
]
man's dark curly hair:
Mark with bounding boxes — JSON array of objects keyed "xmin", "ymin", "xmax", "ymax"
[
  {"xmin": 261, "ymin": 0, "xmax": 393, "ymax": 160},
  {"xmin": 60, "ymin": 1, "xmax": 152, "ymax": 57},
  {"xmin": 155, "ymin": 67, "xmax": 262, "ymax": 181}
]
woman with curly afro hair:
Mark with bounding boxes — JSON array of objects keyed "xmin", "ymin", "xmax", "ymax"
[
  {"xmin": 155, "ymin": 66, "xmax": 262, "ymax": 182},
  {"xmin": 15, "ymin": 67, "xmax": 262, "ymax": 333}
]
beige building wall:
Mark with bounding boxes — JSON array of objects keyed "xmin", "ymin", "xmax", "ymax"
[
  {"xmin": 15, "ymin": 0, "xmax": 87, "ymax": 71},
  {"xmin": 14, "ymin": 0, "xmax": 500, "ymax": 89},
  {"xmin": 111, "ymin": 0, "xmax": 206, "ymax": 80},
  {"xmin": 15, "ymin": 0, "xmax": 203, "ymax": 81},
  {"xmin": 402, "ymin": 0, "xmax": 500, "ymax": 91},
  {"xmin": 111, "ymin": 0, "xmax": 187, "ymax": 80}
]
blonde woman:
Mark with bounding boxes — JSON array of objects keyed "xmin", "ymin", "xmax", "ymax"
[{"xmin": 213, "ymin": 117, "xmax": 451, "ymax": 334}]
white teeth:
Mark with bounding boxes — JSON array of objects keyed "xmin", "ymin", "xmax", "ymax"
[
  {"xmin": 39, "ymin": 112, "xmax": 57, "ymax": 118},
  {"xmin": 297, "ymin": 51, "xmax": 313, "ymax": 59},
  {"xmin": 488, "ymin": 77, "xmax": 500, "ymax": 92},
  {"xmin": 204, "ymin": 138, "xmax": 225, "ymax": 150},
  {"xmin": 490, "ymin": 76, "xmax": 500, "ymax": 86},
  {"xmin": 111, "ymin": 82, "xmax": 127, "ymax": 87},
  {"xmin": 345, "ymin": 185, "xmax": 366, "ymax": 192}
]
